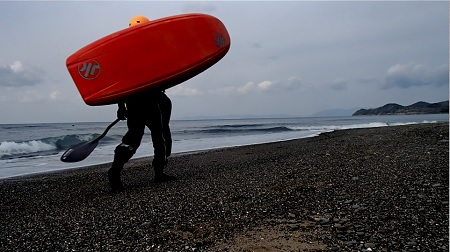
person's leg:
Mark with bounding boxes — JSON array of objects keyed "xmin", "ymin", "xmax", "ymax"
[
  {"xmin": 108, "ymin": 144, "xmax": 134, "ymax": 191},
  {"xmin": 147, "ymin": 103, "xmax": 176, "ymax": 182},
  {"xmin": 108, "ymin": 119, "xmax": 144, "ymax": 191},
  {"xmin": 158, "ymin": 92, "xmax": 172, "ymax": 157}
]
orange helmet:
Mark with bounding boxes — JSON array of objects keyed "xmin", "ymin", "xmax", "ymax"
[{"xmin": 129, "ymin": 15, "xmax": 150, "ymax": 27}]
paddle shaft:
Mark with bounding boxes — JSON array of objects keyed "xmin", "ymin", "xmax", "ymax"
[{"xmin": 94, "ymin": 118, "xmax": 121, "ymax": 143}]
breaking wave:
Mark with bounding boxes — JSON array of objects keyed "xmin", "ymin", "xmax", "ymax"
[{"xmin": 0, "ymin": 134, "xmax": 100, "ymax": 160}]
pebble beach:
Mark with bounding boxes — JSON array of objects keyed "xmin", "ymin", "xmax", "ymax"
[{"xmin": 1, "ymin": 123, "xmax": 448, "ymax": 251}]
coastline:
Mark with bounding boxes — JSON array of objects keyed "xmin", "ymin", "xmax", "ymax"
[{"xmin": 1, "ymin": 123, "xmax": 448, "ymax": 251}]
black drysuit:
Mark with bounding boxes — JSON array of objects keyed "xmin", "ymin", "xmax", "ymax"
[{"xmin": 110, "ymin": 91, "xmax": 172, "ymax": 173}]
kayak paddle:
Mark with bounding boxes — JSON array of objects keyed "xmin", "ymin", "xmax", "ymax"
[{"xmin": 60, "ymin": 119, "xmax": 120, "ymax": 162}]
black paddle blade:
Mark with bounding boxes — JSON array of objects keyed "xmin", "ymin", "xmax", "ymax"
[
  {"xmin": 60, "ymin": 119, "xmax": 120, "ymax": 163},
  {"xmin": 60, "ymin": 141, "xmax": 99, "ymax": 163}
]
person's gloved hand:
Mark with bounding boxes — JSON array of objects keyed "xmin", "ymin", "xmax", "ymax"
[
  {"xmin": 117, "ymin": 108, "xmax": 127, "ymax": 120},
  {"xmin": 117, "ymin": 103, "xmax": 127, "ymax": 120}
]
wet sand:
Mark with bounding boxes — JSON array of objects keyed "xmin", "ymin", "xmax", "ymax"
[{"xmin": 1, "ymin": 123, "xmax": 448, "ymax": 251}]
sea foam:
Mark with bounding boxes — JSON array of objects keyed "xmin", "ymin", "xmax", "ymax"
[{"xmin": 0, "ymin": 140, "xmax": 55, "ymax": 158}]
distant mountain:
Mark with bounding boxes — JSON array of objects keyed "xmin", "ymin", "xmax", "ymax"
[{"xmin": 352, "ymin": 100, "xmax": 449, "ymax": 116}]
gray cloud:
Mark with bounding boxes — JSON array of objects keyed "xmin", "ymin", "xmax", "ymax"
[
  {"xmin": 356, "ymin": 77, "xmax": 381, "ymax": 86},
  {"xmin": 251, "ymin": 41, "xmax": 262, "ymax": 49},
  {"xmin": 283, "ymin": 76, "xmax": 303, "ymax": 91},
  {"xmin": 383, "ymin": 63, "xmax": 449, "ymax": 89},
  {"xmin": 0, "ymin": 61, "xmax": 43, "ymax": 87},
  {"xmin": 206, "ymin": 76, "xmax": 303, "ymax": 96},
  {"xmin": 329, "ymin": 79, "xmax": 349, "ymax": 91},
  {"xmin": 182, "ymin": 2, "xmax": 217, "ymax": 14}
]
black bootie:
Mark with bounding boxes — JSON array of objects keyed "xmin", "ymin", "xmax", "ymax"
[
  {"xmin": 108, "ymin": 168, "xmax": 124, "ymax": 192},
  {"xmin": 154, "ymin": 166, "xmax": 177, "ymax": 183},
  {"xmin": 108, "ymin": 143, "xmax": 134, "ymax": 192}
]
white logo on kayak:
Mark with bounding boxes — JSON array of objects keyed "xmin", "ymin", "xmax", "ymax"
[{"xmin": 78, "ymin": 60, "xmax": 101, "ymax": 80}]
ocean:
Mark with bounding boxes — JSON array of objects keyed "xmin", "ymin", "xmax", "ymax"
[{"xmin": 0, "ymin": 114, "xmax": 447, "ymax": 179}]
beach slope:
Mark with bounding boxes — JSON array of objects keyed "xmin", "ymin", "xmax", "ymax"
[{"xmin": 1, "ymin": 123, "xmax": 448, "ymax": 251}]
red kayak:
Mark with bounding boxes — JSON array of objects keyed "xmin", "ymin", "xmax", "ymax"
[{"xmin": 66, "ymin": 13, "xmax": 230, "ymax": 106}]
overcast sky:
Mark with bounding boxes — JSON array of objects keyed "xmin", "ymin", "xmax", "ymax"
[{"xmin": 0, "ymin": 1, "xmax": 448, "ymax": 124}]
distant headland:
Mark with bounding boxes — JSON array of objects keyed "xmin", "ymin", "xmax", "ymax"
[{"xmin": 352, "ymin": 100, "xmax": 449, "ymax": 116}]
